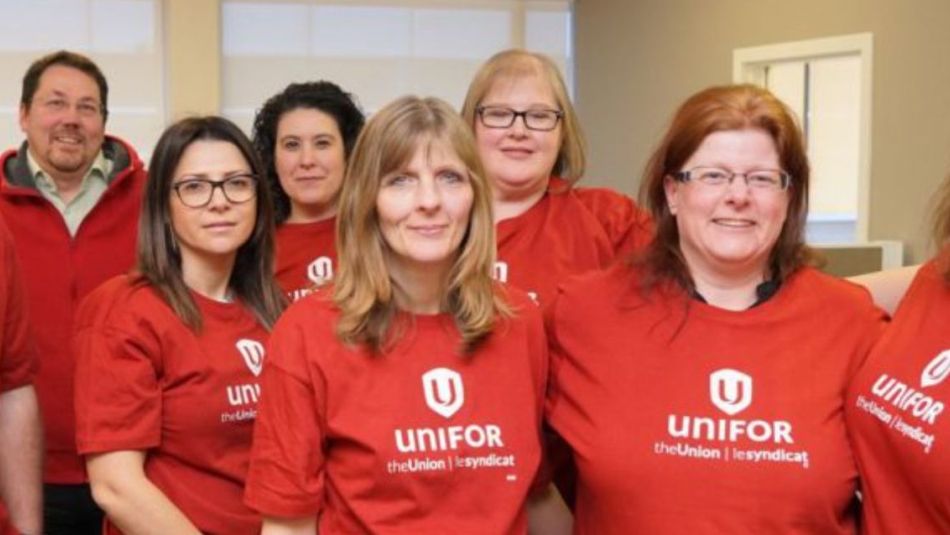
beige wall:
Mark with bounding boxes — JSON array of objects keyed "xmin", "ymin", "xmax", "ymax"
[
  {"xmin": 574, "ymin": 0, "xmax": 950, "ymax": 263},
  {"xmin": 164, "ymin": 0, "xmax": 221, "ymax": 119}
]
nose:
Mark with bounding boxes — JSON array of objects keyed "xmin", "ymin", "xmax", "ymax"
[
  {"xmin": 723, "ymin": 174, "xmax": 752, "ymax": 204},
  {"xmin": 207, "ymin": 183, "xmax": 231, "ymax": 210},
  {"xmin": 507, "ymin": 114, "xmax": 529, "ymax": 138},
  {"xmin": 415, "ymin": 177, "xmax": 442, "ymax": 211},
  {"xmin": 300, "ymin": 144, "xmax": 317, "ymax": 168}
]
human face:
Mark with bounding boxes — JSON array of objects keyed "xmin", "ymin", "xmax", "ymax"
[
  {"xmin": 275, "ymin": 107, "xmax": 346, "ymax": 222},
  {"xmin": 376, "ymin": 140, "xmax": 474, "ymax": 282},
  {"xmin": 19, "ymin": 65, "xmax": 105, "ymax": 184},
  {"xmin": 664, "ymin": 128, "xmax": 790, "ymax": 280},
  {"xmin": 474, "ymin": 74, "xmax": 562, "ymax": 200},
  {"xmin": 170, "ymin": 140, "xmax": 257, "ymax": 269}
]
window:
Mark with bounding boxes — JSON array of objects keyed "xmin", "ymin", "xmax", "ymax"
[
  {"xmin": 0, "ymin": 0, "xmax": 165, "ymax": 160},
  {"xmin": 734, "ymin": 33, "xmax": 872, "ymax": 244},
  {"xmin": 221, "ymin": 0, "xmax": 574, "ymax": 134}
]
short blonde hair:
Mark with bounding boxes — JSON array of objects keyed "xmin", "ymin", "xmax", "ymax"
[
  {"xmin": 334, "ymin": 95, "xmax": 507, "ymax": 353},
  {"xmin": 461, "ymin": 49, "xmax": 586, "ymax": 184}
]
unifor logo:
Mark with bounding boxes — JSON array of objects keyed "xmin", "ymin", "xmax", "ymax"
[
  {"xmin": 236, "ymin": 339, "xmax": 265, "ymax": 377},
  {"xmin": 422, "ymin": 367, "xmax": 464, "ymax": 418},
  {"xmin": 921, "ymin": 350, "xmax": 950, "ymax": 388},
  {"xmin": 709, "ymin": 369, "xmax": 752, "ymax": 416},
  {"xmin": 307, "ymin": 256, "xmax": 333, "ymax": 285}
]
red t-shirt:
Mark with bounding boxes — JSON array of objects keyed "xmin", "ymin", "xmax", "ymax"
[
  {"xmin": 495, "ymin": 177, "xmax": 652, "ymax": 306},
  {"xmin": 545, "ymin": 264, "xmax": 884, "ymax": 534},
  {"xmin": 0, "ymin": 213, "xmax": 37, "ymax": 535},
  {"xmin": 244, "ymin": 289, "xmax": 547, "ymax": 534},
  {"xmin": 275, "ymin": 218, "xmax": 336, "ymax": 302},
  {"xmin": 74, "ymin": 275, "xmax": 270, "ymax": 535},
  {"xmin": 846, "ymin": 257, "xmax": 950, "ymax": 534}
]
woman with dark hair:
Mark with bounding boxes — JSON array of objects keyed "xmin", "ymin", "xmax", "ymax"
[
  {"xmin": 845, "ymin": 175, "xmax": 950, "ymax": 534},
  {"xmin": 244, "ymin": 96, "xmax": 559, "ymax": 533},
  {"xmin": 544, "ymin": 85, "xmax": 884, "ymax": 533},
  {"xmin": 461, "ymin": 49, "xmax": 653, "ymax": 306},
  {"xmin": 252, "ymin": 81, "xmax": 364, "ymax": 301},
  {"xmin": 74, "ymin": 116, "xmax": 284, "ymax": 534}
]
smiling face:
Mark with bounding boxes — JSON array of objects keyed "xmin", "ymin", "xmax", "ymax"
[
  {"xmin": 474, "ymin": 73, "xmax": 562, "ymax": 201},
  {"xmin": 664, "ymin": 128, "xmax": 790, "ymax": 281},
  {"xmin": 376, "ymin": 139, "xmax": 474, "ymax": 283},
  {"xmin": 19, "ymin": 64, "xmax": 106, "ymax": 185},
  {"xmin": 274, "ymin": 107, "xmax": 346, "ymax": 223},
  {"xmin": 170, "ymin": 140, "xmax": 257, "ymax": 270}
]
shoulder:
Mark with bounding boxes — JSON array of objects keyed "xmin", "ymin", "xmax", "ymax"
[
  {"xmin": 784, "ymin": 267, "xmax": 883, "ymax": 318},
  {"xmin": 77, "ymin": 274, "xmax": 169, "ymax": 329},
  {"xmin": 103, "ymin": 135, "xmax": 147, "ymax": 184},
  {"xmin": 549, "ymin": 263, "xmax": 640, "ymax": 319}
]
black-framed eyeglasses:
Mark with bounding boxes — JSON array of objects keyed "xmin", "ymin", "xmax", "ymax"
[
  {"xmin": 675, "ymin": 166, "xmax": 792, "ymax": 192},
  {"xmin": 476, "ymin": 105, "xmax": 563, "ymax": 131},
  {"xmin": 172, "ymin": 174, "xmax": 258, "ymax": 208}
]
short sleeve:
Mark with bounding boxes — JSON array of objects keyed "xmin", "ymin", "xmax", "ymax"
[
  {"xmin": 74, "ymin": 298, "xmax": 163, "ymax": 454},
  {"xmin": 0, "ymin": 227, "xmax": 37, "ymax": 392},
  {"xmin": 244, "ymin": 308, "xmax": 327, "ymax": 518},
  {"xmin": 575, "ymin": 187, "xmax": 654, "ymax": 257}
]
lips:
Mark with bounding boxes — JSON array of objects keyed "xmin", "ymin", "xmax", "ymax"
[
  {"xmin": 408, "ymin": 224, "xmax": 448, "ymax": 236},
  {"xmin": 295, "ymin": 175, "xmax": 327, "ymax": 182},
  {"xmin": 203, "ymin": 221, "xmax": 237, "ymax": 230},
  {"xmin": 499, "ymin": 146, "xmax": 534, "ymax": 159},
  {"xmin": 52, "ymin": 134, "xmax": 84, "ymax": 145},
  {"xmin": 712, "ymin": 218, "xmax": 755, "ymax": 228}
]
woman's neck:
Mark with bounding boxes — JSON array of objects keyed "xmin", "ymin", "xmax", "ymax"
[
  {"xmin": 181, "ymin": 252, "xmax": 236, "ymax": 302},
  {"xmin": 388, "ymin": 259, "xmax": 451, "ymax": 315},
  {"xmin": 287, "ymin": 203, "xmax": 335, "ymax": 224},
  {"xmin": 492, "ymin": 182, "xmax": 547, "ymax": 222},
  {"xmin": 691, "ymin": 268, "xmax": 767, "ymax": 311}
]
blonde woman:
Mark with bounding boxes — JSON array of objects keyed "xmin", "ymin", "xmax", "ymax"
[{"xmin": 245, "ymin": 96, "xmax": 564, "ymax": 533}]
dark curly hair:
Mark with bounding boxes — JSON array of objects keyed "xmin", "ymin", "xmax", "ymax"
[{"xmin": 252, "ymin": 81, "xmax": 365, "ymax": 223}]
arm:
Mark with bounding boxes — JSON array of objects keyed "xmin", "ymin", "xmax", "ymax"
[
  {"xmin": 86, "ymin": 450, "xmax": 201, "ymax": 535},
  {"xmin": 848, "ymin": 264, "xmax": 921, "ymax": 315},
  {"xmin": 0, "ymin": 384, "xmax": 41, "ymax": 534},
  {"xmin": 527, "ymin": 484, "xmax": 572, "ymax": 535},
  {"xmin": 261, "ymin": 516, "xmax": 318, "ymax": 535}
]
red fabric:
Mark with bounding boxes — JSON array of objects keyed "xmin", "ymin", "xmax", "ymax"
[
  {"xmin": 0, "ymin": 136, "xmax": 145, "ymax": 483},
  {"xmin": 74, "ymin": 275, "xmax": 268, "ymax": 535},
  {"xmin": 274, "ymin": 217, "xmax": 336, "ymax": 302},
  {"xmin": 495, "ymin": 177, "xmax": 652, "ymax": 306},
  {"xmin": 0, "ymin": 502, "xmax": 13, "ymax": 535},
  {"xmin": 846, "ymin": 257, "xmax": 950, "ymax": 534},
  {"xmin": 0, "ymin": 216, "xmax": 37, "ymax": 393},
  {"xmin": 245, "ymin": 289, "xmax": 547, "ymax": 534},
  {"xmin": 545, "ymin": 265, "xmax": 884, "ymax": 534}
]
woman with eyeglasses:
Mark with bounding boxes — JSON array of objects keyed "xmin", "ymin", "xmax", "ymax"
[
  {"xmin": 461, "ymin": 49, "xmax": 653, "ymax": 307},
  {"xmin": 252, "ymin": 81, "xmax": 365, "ymax": 302},
  {"xmin": 844, "ymin": 174, "xmax": 950, "ymax": 534},
  {"xmin": 244, "ymin": 96, "xmax": 564, "ymax": 533},
  {"xmin": 544, "ymin": 84, "xmax": 884, "ymax": 533},
  {"xmin": 73, "ymin": 116, "xmax": 284, "ymax": 534}
]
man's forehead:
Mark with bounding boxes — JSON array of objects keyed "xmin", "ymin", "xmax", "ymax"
[{"xmin": 36, "ymin": 65, "xmax": 101, "ymax": 100}]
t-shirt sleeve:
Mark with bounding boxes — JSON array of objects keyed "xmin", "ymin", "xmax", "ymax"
[
  {"xmin": 244, "ymin": 309, "xmax": 327, "ymax": 518},
  {"xmin": 74, "ymin": 298, "xmax": 163, "ymax": 454},
  {"xmin": 0, "ymin": 230, "xmax": 37, "ymax": 392},
  {"xmin": 575, "ymin": 187, "xmax": 654, "ymax": 257}
]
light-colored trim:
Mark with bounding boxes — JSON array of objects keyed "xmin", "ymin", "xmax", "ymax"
[{"xmin": 733, "ymin": 33, "xmax": 873, "ymax": 242}]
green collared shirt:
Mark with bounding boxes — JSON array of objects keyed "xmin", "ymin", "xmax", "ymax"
[{"xmin": 27, "ymin": 150, "xmax": 113, "ymax": 236}]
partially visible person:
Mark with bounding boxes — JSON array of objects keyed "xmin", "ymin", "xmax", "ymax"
[
  {"xmin": 245, "ymin": 96, "xmax": 565, "ymax": 533},
  {"xmin": 74, "ymin": 116, "xmax": 284, "ymax": 534},
  {"xmin": 0, "ymin": 217, "xmax": 41, "ymax": 535},
  {"xmin": 0, "ymin": 49, "xmax": 146, "ymax": 535},
  {"xmin": 850, "ymin": 265, "xmax": 921, "ymax": 315},
  {"xmin": 545, "ymin": 84, "xmax": 884, "ymax": 533},
  {"xmin": 845, "ymin": 173, "xmax": 950, "ymax": 534},
  {"xmin": 461, "ymin": 49, "xmax": 652, "ymax": 306},
  {"xmin": 252, "ymin": 81, "xmax": 364, "ymax": 301}
]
